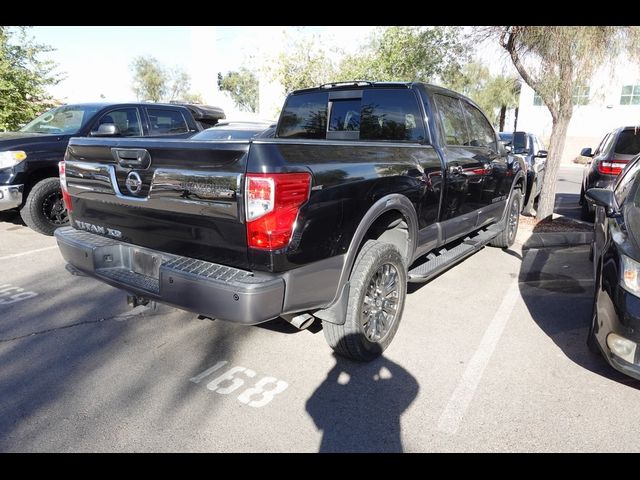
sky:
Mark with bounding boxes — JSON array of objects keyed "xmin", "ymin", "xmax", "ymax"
[
  {"xmin": 30, "ymin": 26, "xmax": 511, "ymax": 117},
  {"xmin": 31, "ymin": 27, "xmax": 377, "ymax": 106}
]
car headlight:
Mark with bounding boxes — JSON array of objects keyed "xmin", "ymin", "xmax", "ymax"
[
  {"xmin": 0, "ymin": 151, "xmax": 27, "ymax": 169},
  {"xmin": 621, "ymin": 254, "xmax": 640, "ymax": 295}
]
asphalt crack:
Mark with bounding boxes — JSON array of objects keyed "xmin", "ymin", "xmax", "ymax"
[{"xmin": 0, "ymin": 306, "xmax": 162, "ymax": 344}]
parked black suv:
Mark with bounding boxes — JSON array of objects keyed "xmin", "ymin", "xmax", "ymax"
[
  {"xmin": 0, "ymin": 102, "xmax": 224, "ymax": 235},
  {"xmin": 499, "ymin": 131, "xmax": 547, "ymax": 215},
  {"xmin": 587, "ymin": 153, "xmax": 640, "ymax": 380},
  {"xmin": 55, "ymin": 81, "xmax": 526, "ymax": 361},
  {"xmin": 579, "ymin": 126, "xmax": 640, "ymax": 221}
]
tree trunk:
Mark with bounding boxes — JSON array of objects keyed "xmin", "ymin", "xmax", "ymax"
[
  {"xmin": 535, "ymin": 114, "xmax": 571, "ymax": 221},
  {"xmin": 499, "ymin": 105, "xmax": 506, "ymax": 131},
  {"xmin": 513, "ymin": 106, "xmax": 519, "ymax": 131}
]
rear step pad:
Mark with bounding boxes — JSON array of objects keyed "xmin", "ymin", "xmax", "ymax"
[{"xmin": 407, "ymin": 226, "xmax": 500, "ymax": 283}]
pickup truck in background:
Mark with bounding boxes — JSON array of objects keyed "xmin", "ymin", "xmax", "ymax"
[
  {"xmin": 0, "ymin": 101, "xmax": 225, "ymax": 235},
  {"xmin": 55, "ymin": 81, "xmax": 526, "ymax": 361}
]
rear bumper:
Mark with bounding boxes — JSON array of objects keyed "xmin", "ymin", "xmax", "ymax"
[
  {"xmin": 595, "ymin": 285, "xmax": 640, "ymax": 381},
  {"xmin": 54, "ymin": 227, "xmax": 285, "ymax": 324},
  {"xmin": 0, "ymin": 184, "xmax": 23, "ymax": 211}
]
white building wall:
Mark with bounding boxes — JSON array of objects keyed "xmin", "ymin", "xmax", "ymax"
[{"xmin": 516, "ymin": 58, "xmax": 640, "ymax": 162}]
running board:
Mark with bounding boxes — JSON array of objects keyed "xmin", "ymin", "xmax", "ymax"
[{"xmin": 407, "ymin": 225, "xmax": 501, "ymax": 283}]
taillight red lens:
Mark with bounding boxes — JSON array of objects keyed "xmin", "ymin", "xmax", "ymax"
[
  {"xmin": 246, "ymin": 173, "xmax": 311, "ymax": 250},
  {"xmin": 597, "ymin": 159, "xmax": 629, "ymax": 176},
  {"xmin": 58, "ymin": 161, "xmax": 73, "ymax": 212}
]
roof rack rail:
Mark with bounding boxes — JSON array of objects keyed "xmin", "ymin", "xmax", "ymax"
[{"xmin": 319, "ymin": 81, "xmax": 373, "ymax": 89}]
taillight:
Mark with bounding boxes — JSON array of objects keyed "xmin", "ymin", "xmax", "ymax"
[
  {"xmin": 58, "ymin": 161, "xmax": 73, "ymax": 212},
  {"xmin": 245, "ymin": 172, "xmax": 311, "ymax": 250},
  {"xmin": 597, "ymin": 159, "xmax": 629, "ymax": 176}
]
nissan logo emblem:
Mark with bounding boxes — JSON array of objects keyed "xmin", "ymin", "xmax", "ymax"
[{"xmin": 125, "ymin": 171, "xmax": 143, "ymax": 195}]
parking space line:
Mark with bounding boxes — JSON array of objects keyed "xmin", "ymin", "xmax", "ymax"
[
  {"xmin": 0, "ymin": 246, "xmax": 58, "ymax": 261},
  {"xmin": 437, "ymin": 250, "xmax": 539, "ymax": 435}
]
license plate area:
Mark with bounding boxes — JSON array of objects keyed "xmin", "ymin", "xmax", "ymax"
[{"xmin": 132, "ymin": 248, "xmax": 161, "ymax": 278}]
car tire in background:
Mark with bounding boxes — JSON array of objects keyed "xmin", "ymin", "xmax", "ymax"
[{"xmin": 20, "ymin": 177, "xmax": 69, "ymax": 236}]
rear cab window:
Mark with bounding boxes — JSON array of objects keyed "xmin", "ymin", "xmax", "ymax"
[
  {"xmin": 614, "ymin": 129, "xmax": 640, "ymax": 155},
  {"xmin": 147, "ymin": 108, "xmax": 189, "ymax": 135},
  {"xmin": 276, "ymin": 88, "xmax": 426, "ymax": 142}
]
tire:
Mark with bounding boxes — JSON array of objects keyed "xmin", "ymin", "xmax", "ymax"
[
  {"xmin": 581, "ymin": 198, "xmax": 594, "ymax": 222},
  {"xmin": 323, "ymin": 240, "xmax": 407, "ymax": 362},
  {"xmin": 521, "ymin": 181, "xmax": 536, "ymax": 216},
  {"xmin": 587, "ymin": 280, "xmax": 601, "ymax": 356},
  {"xmin": 20, "ymin": 177, "xmax": 69, "ymax": 236},
  {"xmin": 489, "ymin": 189, "xmax": 522, "ymax": 248}
]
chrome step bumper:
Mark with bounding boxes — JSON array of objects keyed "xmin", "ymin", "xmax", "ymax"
[{"xmin": 54, "ymin": 227, "xmax": 284, "ymax": 324}]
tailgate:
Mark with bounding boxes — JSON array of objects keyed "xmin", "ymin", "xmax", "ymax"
[{"xmin": 64, "ymin": 137, "xmax": 249, "ymax": 269}]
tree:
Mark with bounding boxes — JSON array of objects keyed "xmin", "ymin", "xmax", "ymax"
[
  {"xmin": 446, "ymin": 61, "xmax": 520, "ymax": 130},
  {"xmin": 218, "ymin": 68, "xmax": 259, "ymax": 112},
  {"xmin": 0, "ymin": 26, "xmax": 61, "ymax": 131},
  {"xmin": 130, "ymin": 56, "xmax": 202, "ymax": 104},
  {"xmin": 484, "ymin": 26, "xmax": 640, "ymax": 221},
  {"xmin": 181, "ymin": 92, "xmax": 204, "ymax": 104},
  {"xmin": 130, "ymin": 56, "xmax": 167, "ymax": 102},
  {"xmin": 272, "ymin": 34, "xmax": 337, "ymax": 93},
  {"xmin": 167, "ymin": 67, "xmax": 191, "ymax": 102},
  {"xmin": 337, "ymin": 26, "xmax": 469, "ymax": 84},
  {"xmin": 271, "ymin": 26, "xmax": 469, "ymax": 96}
]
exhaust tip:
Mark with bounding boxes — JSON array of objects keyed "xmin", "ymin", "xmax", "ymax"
[{"xmin": 284, "ymin": 313, "xmax": 315, "ymax": 330}]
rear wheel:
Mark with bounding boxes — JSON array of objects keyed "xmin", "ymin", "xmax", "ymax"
[
  {"xmin": 323, "ymin": 240, "xmax": 406, "ymax": 361},
  {"xmin": 588, "ymin": 262, "xmax": 603, "ymax": 355},
  {"xmin": 490, "ymin": 189, "xmax": 522, "ymax": 248},
  {"xmin": 20, "ymin": 177, "xmax": 69, "ymax": 236}
]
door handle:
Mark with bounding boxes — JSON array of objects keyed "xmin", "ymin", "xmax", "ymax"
[{"xmin": 111, "ymin": 148, "xmax": 152, "ymax": 169}]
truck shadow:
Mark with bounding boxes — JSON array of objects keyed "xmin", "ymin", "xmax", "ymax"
[
  {"xmin": 518, "ymin": 246, "xmax": 640, "ymax": 389},
  {"xmin": 305, "ymin": 342, "xmax": 419, "ymax": 452},
  {"xmin": 0, "ymin": 211, "xmax": 25, "ymax": 227}
]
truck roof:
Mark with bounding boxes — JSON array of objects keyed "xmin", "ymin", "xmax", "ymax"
[{"xmin": 291, "ymin": 81, "xmax": 414, "ymax": 95}]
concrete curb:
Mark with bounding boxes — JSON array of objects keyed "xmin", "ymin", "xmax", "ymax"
[{"xmin": 517, "ymin": 230, "xmax": 593, "ymax": 249}]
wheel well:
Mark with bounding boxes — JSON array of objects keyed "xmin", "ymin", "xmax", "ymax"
[
  {"xmin": 515, "ymin": 176, "xmax": 525, "ymax": 193},
  {"xmin": 359, "ymin": 210, "xmax": 410, "ymax": 264},
  {"xmin": 24, "ymin": 167, "xmax": 59, "ymax": 194}
]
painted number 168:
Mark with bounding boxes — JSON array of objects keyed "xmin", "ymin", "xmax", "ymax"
[{"xmin": 190, "ymin": 361, "xmax": 288, "ymax": 408}]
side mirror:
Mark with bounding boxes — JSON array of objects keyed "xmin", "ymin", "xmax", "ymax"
[
  {"xmin": 512, "ymin": 131, "xmax": 529, "ymax": 154},
  {"xmin": 580, "ymin": 147, "xmax": 593, "ymax": 157},
  {"xmin": 499, "ymin": 140, "xmax": 512, "ymax": 154},
  {"xmin": 585, "ymin": 188, "xmax": 618, "ymax": 216},
  {"xmin": 535, "ymin": 150, "xmax": 548, "ymax": 158},
  {"xmin": 90, "ymin": 123, "xmax": 121, "ymax": 137}
]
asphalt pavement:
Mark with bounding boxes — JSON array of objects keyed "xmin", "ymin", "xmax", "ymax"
[{"xmin": 1, "ymin": 168, "xmax": 639, "ymax": 452}]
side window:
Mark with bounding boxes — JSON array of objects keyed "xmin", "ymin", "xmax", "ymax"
[
  {"xmin": 433, "ymin": 94, "xmax": 468, "ymax": 146},
  {"xmin": 601, "ymin": 132, "xmax": 617, "ymax": 156},
  {"xmin": 615, "ymin": 160, "xmax": 640, "ymax": 206},
  {"xmin": 97, "ymin": 108, "xmax": 142, "ymax": 137},
  {"xmin": 592, "ymin": 134, "xmax": 609, "ymax": 156},
  {"xmin": 460, "ymin": 101, "xmax": 497, "ymax": 151},
  {"xmin": 277, "ymin": 92, "xmax": 328, "ymax": 139},
  {"xmin": 530, "ymin": 135, "xmax": 538, "ymax": 155},
  {"xmin": 147, "ymin": 108, "xmax": 189, "ymax": 135},
  {"xmin": 360, "ymin": 89, "xmax": 425, "ymax": 142}
]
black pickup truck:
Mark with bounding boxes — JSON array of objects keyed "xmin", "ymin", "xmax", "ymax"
[
  {"xmin": 55, "ymin": 81, "xmax": 526, "ymax": 361},
  {"xmin": 0, "ymin": 102, "xmax": 225, "ymax": 235}
]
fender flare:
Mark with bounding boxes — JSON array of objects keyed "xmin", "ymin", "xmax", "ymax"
[
  {"xmin": 314, "ymin": 194, "xmax": 418, "ymax": 325},
  {"xmin": 501, "ymin": 169, "xmax": 527, "ymax": 223}
]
